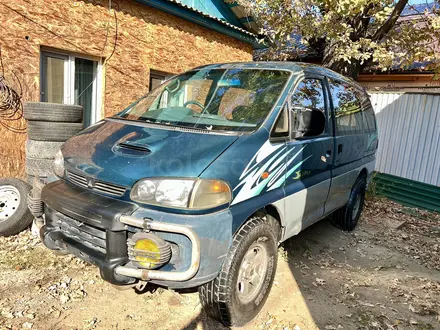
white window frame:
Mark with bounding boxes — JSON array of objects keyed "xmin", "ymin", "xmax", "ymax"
[{"xmin": 40, "ymin": 49, "xmax": 103, "ymax": 125}]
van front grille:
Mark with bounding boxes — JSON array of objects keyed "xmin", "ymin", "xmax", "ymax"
[
  {"xmin": 67, "ymin": 171, "xmax": 88, "ymax": 189},
  {"xmin": 58, "ymin": 213, "xmax": 106, "ymax": 254},
  {"xmin": 67, "ymin": 171, "xmax": 126, "ymax": 197},
  {"xmin": 93, "ymin": 181, "xmax": 126, "ymax": 196}
]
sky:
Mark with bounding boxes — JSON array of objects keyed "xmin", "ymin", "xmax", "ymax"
[{"xmin": 408, "ymin": 0, "xmax": 434, "ymax": 4}]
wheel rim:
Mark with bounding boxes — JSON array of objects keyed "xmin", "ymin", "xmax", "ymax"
[
  {"xmin": 0, "ymin": 185, "xmax": 21, "ymax": 222},
  {"xmin": 237, "ymin": 241, "xmax": 268, "ymax": 304},
  {"xmin": 352, "ymin": 193, "xmax": 361, "ymax": 221}
]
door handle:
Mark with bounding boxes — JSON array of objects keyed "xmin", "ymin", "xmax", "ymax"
[
  {"xmin": 338, "ymin": 144, "xmax": 343, "ymax": 154},
  {"xmin": 325, "ymin": 150, "xmax": 332, "ymax": 158}
]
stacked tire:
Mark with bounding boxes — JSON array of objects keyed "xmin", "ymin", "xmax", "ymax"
[{"xmin": 23, "ymin": 102, "xmax": 84, "ymax": 182}]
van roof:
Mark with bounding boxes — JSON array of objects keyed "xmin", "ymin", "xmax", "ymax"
[{"xmin": 193, "ymin": 62, "xmax": 364, "ymax": 91}]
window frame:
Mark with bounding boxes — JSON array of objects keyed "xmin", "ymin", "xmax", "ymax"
[
  {"xmin": 270, "ymin": 103, "xmax": 290, "ymax": 141},
  {"xmin": 326, "ymin": 77, "xmax": 366, "ymax": 136},
  {"xmin": 40, "ymin": 48, "xmax": 103, "ymax": 126},
  {"xmin": 286, "ymin": 75, "xmax": 331, "ymax": 141},
  {"xmin": 359, "ymin": 92, "xmax": 377, "ymax": 133},
  {"xmin": 149, "ymin": 69, "xmax": 174, "ymax": 92}
]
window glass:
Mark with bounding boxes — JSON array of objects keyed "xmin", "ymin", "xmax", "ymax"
[
  {"xmin": 74, "ymin": 58, "xmax": 96, "ymax": 127},
  {"xmin": 290, "ymin": 78, "xmax": 327, "ymax": 138},
  {"xmin": 149, "ymin": 70, "xmax": 173, "ymax": 92},
  {"xmin": 272, "ymin": 106, "xmax": 289, "ymax": 137},
  {"xmin": 41, "ymin": 50, "xmax": 100, "ymax": 127},
  {"xmin": 291, "ymin": 79, "xmax": 326, "ymax": 112},
  {"xmin": 43, "ymin": 56, "xmax": 65, "ymax": 103},
  {"xmin": 118, "ymin": 69, "xmax": 290, "ymax": 132},
  {"xmin": 328, "ymin": 79, "xmax": 363, "ymax": 135},
  {"xmin": 360, "ymin": 94, "xmax": 376, "ymax": 132}
]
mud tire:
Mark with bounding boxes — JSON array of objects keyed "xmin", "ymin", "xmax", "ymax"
[
  {"xmin": 332, "ymin": 176, "xmax": 367, "ymax": 231},
  {"xmin": 198, "ymin": 215, "xmax": 280, "ymax": 327}
]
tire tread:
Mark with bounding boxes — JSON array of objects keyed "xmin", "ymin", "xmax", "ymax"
[
  {"xmin": 24, "ymin": 102, "xmax": 83, "ymax": 122},
  {"xmin": 199, "ymin": 215, "xmax": 280, "ymax": 326},
  {"xmin": 333, "ymin": 176, "xmax": 366, "ymax": 231},
  {"xmin": 28, "ymin": 122, "xmax": 83, "ymax": 141}
]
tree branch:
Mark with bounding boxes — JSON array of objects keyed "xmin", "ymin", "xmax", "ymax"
[{"xmin": 372, "ymin": 0, "xmax": 409, "ymax": 41}]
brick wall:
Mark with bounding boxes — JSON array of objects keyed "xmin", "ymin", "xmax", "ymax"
[{"xmin": 0, "ymin": 0, "xmax": 253, "ymax": 178}]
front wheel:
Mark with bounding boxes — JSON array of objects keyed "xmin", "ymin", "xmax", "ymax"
[{"xmin": 199, "ymin": 215, "xmax": 280, "ymax": 327}]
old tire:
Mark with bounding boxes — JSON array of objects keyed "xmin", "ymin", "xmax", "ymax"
[
  {"xmin": 27, "ymin": 122, "xmax": 83, "ymax": 141},
  {"xmin": 199, "ymin": 215, "xmax": 280, "ymax": 327},
  {"xmin": 26, "ymin": 140, "xmax": 64, "ymax": 159},
  {"xmin": 0, "ymin": 178, "xmax": 34, "ymax": 236},
  {"xmin": 23, "ymin": 102, "xmax": 83, "ymax": 122},
  {"xmin": 332, "ymin": 176, "xmax": 366, "ymax": 231},
  {"xmin": 26, "ymin": 157, "xmax": 54, "ymax": 177}
]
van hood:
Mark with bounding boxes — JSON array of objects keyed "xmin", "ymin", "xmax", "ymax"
[{"xmin": 62, "ymin": 119, "xmax": 238, "ymax": 188}]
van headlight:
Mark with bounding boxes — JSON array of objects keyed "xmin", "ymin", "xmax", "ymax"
[
  {"xmin": 130, "ymin": 178, "xmax": 232, "ymax": 210},
  {"xmin": 53, "ymin": 150, "xmax": 65, "ymax": 177}
]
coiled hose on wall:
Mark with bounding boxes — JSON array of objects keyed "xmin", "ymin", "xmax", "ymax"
[{"xmin": 0, "ymin": 75, "xmax": 26, "ymax": 133}]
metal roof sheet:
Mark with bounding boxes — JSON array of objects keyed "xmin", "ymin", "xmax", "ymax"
[{"xmin": 165, "ymin": 0, "xmax": 257, "ymax": 37}]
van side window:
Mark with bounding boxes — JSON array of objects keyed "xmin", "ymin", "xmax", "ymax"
[
  {"xmin": 290, "ymin": 78, "xmax": 327, "ymax": 138},
  {"xmin": 360, "ymin": 94, "xmax": 376, "ymax": 133},
  {"xmin": 291, "ymin": 79, "xmax": 326, "ymax": 112},
  {"xmin": 328, "ymin": 79, "xmax": 363, "ymax": 135},
  {"xmin": 271, "ymin": 106, "xmax": 289, "ymax": 138}
]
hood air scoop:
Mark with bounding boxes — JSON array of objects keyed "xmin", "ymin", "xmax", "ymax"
[{"xmin": 113, "ymin": 142, "xmax": 151, "ymax": 156}]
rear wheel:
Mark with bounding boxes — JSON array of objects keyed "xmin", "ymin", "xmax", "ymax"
[
  {"xmin": 333, "ymin": 176, "xmax": 366, "ymax": 231},
  {"xmin": 199, "ymin": 215, "xmax": 280, "ymax": 327}
]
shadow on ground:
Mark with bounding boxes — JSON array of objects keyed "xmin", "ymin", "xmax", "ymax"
[{"xmin": 181, "ymin": 214, "xmax": 440, "ymax": 329}]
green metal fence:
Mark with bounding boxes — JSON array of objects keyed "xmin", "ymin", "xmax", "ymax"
[{"xmin": 373, "ymin": 172, "xmax": 440, "ymax": 213}]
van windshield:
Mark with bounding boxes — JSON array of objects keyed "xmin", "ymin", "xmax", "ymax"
[{"xmin": 116, "ymin": 68, "xmax": 290, "ymax": 132}]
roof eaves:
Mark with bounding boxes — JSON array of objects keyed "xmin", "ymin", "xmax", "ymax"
[
  {"xmin": 164, "ymin": 0, "xmax": 256, "ymax": 36},
  {"xmin": 135, "ymin": 0, "xmax": 263, "ymax": 48}
]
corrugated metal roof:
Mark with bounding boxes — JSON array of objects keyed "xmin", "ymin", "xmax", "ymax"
[
  {"xmin": 226, "ymin": 2, "xmax": 259, "ymax": 34},
  {"xmin": 165, "ymin": 0, "xmax": 256, "ymax": 36}
]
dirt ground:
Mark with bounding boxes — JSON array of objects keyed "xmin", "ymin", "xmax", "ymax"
[{"xmin": 0, "ymin": 197, "xmax": 439, "ymax": 330}]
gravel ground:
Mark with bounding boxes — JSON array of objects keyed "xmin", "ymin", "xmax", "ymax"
[{"xmin": 0, "ymin": 197, "xmax": 439, "ymax": 330}]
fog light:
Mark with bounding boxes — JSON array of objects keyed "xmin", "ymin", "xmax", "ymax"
[{"xmin": 127, "ymin": 232, "xmax": 171, "ymax": 269}]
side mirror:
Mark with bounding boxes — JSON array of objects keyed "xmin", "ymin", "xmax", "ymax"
[{"xmin": 292, "ymin": 106, "xmax": 326, "ymax": 139}]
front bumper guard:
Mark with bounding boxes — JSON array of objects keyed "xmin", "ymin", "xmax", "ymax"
[{"xmin": 115, "ymin": 215, "xmax": 201, "ymax": 282}]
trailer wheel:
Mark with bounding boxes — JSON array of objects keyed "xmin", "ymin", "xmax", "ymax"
[
  {"xmin": 199, "ymin": 215, "xmax": 280, "ymax": 327},
  {"xmin": 0, "ymin": 178, "xmax": 34, "ymax": 236}
]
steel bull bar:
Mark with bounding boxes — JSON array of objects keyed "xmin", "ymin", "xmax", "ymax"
[{"xmin": 115, "ymin": 215, "xmax": 201, "ymax": 282}]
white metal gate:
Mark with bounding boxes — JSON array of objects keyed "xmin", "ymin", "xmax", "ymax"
[{"xmin": 369, "ymin": 92, "xmax": 440, "ymax": 187}]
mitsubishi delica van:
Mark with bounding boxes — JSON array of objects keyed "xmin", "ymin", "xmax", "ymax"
[{"xmin": 39, "ymin": 62, "xmax": 377, "ymax": 326}]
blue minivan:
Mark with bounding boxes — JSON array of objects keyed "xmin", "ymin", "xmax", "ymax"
[{"xmin": 39, "ymin": 62, "xmax": 377, "ymax": 326}]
